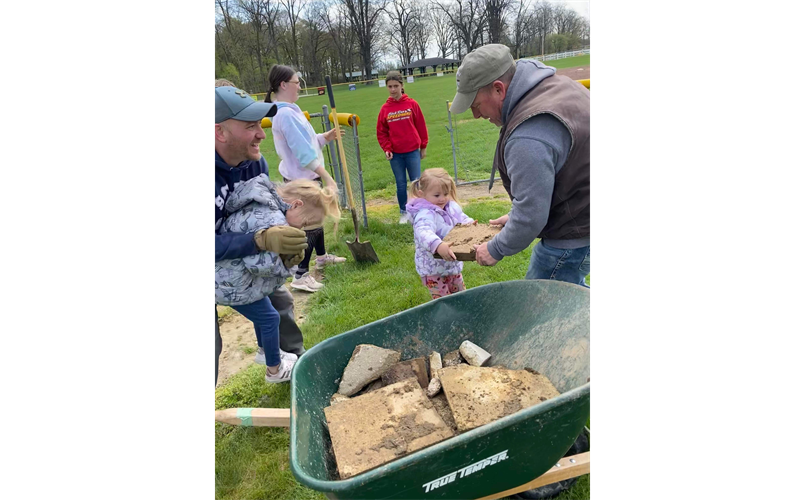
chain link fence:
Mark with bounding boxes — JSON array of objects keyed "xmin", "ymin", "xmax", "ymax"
[
  {"xmin": 317, "ymin": 106, "xmax": 368, "ymax": 227},
  {"xmin": 444, "ymin": 101, "xmax": 501, "ymax": 186},
  {"xmin": 444, "ymin": 71, "xmax": 591, "ymax": 187}
]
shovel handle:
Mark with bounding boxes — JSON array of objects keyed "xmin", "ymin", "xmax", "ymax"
[
  {"xmin": 325, "ymin": 76, "xmax": 336, "ymax": 109},
  {"xmin": 324, "ymin": 76, "xmax": 357, "ymax": 210}
]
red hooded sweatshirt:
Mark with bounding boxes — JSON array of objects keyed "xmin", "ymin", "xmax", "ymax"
[{"xmin": 376, "ymin": 94, "xmax": 429, "ymax": 154}]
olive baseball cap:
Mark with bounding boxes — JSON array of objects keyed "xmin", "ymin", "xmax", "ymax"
[
  {"xmin": 215, "ymin": 86, "xmax": 277, "ymax": 124},
  {"xmin": 450, "ymin": 44, "xmax": 516, "ymax": 114}
]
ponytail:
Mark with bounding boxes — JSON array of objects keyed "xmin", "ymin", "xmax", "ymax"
[{"xmin": 409, "ymin": 178, "xmax": 422, "ymax": 199}]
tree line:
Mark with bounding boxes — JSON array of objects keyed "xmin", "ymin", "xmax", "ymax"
[{"xmin": 215, "ymin": 0, "xmax": 590, "ymax": 92}]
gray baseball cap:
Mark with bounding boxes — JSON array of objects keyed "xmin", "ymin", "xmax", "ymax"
[
  {"xmin": 215, "ymin": 86, "xmax": 277, "ymax": 124},
  {"xmin": 450, "ymin": 44, "xmax": 516, "ymax": 114}
]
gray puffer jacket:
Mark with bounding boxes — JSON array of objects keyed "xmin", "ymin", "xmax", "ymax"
[{"xmin": 215, "ymin": 174, "xmax": 294, "ymax": 306}]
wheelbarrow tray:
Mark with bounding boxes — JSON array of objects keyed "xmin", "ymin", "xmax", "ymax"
[{"xmin": 290, "ymin": 280, "xmax": 590, "ymax": 499}]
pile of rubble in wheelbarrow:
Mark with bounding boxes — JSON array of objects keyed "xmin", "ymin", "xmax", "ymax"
[{"xmin": 324, "ymin": 342, "xmax": 561, "ymax": 479}]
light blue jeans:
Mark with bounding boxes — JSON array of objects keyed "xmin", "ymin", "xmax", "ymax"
[
  {"xmin": 525, "ymin": 241, "xmax": 590, "ymax": 288},
  {"xmin": 389, "ymin": 149, "xmax": 421, "ymax": 213}
]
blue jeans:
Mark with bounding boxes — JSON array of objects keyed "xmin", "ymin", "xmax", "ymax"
[
  {"xmin": 232, "ymin": 297, "xmax": 281, "ymax": 367},
  {"xmin": 526, "ymin": 241, "xmax": 590, "ymax": 288},
  {"xmin": 389, "ymin": 149, "xmax": 421, "ymax": 213}
]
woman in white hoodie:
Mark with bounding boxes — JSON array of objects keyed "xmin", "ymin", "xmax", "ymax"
[{"xmin": 265, "ymin": 64, "xmax": 346, "ymax": 292}]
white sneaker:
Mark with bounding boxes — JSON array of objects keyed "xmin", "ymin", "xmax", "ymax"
[
  {"xmin": 315, "ymin": 253, "xmax": 347, "ymax": 270},
  {"xmin": 255, "ymin": 347, "xmax": 297, "ymax": 365},
  {"xmin": 398, "ymin": 212, "xmax": 411, "ymax": 224},
  {"xmin": 265, "ymin": 357, "xmax": 295, "ymax": 384},
  {"xmin": 291, "ymin": 272, "xmax": 325, "ymax": 292}
]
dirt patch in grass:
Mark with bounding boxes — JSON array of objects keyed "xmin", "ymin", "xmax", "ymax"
[
  {"xmin": 216, "ymin": 268, "xmax": 324, "ymax": 388},
  {"xmin": 556, "ymin": 65, "xmax": 590, "ymax": 80},
  {"xmin": 368, "ymin": 182, "xmax": 509, "ymax": 208}
]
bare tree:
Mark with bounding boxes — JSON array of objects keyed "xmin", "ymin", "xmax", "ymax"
[
  {"xmin": 279, "ymin": 0, "xmax": 307, "ymax": 68},
  {"xmin": 484, "ymin": 0, "xmax": 511, "ymax": 44},
  {"xmin": 533, "ymin": 0, "xmax": 553, "ymax": 58},
  {"xmin": 387, "ymin": 0, "xmax": 416, "ymax": 66},
  {"xmin": 410, "ymin": 2, "xmax": 431, "ymax": 62},
  {"xmin": 237, "ymin": 0, "xmax": 275, "ymax": 89},
  {"xmin": 509, "ymin": 0, "xmax": 534, "ymax": 58},
  {"xmin": 320, "ymin": 2, "xmax": 359, "ymax": 82},
  {"xmin": 340, "ymin": 0, "xmax": 389, "ymax": 79},
  {"xmin": 429, "ymin": 7, "xmax": 454, "ymax": 59},
  {"xmin": 300, "ymin": 3, "xmax": 328, "ymax": 83},
  {"xmin": 434, "ymin": 0, "xmax": 487, "ymax": 55}
]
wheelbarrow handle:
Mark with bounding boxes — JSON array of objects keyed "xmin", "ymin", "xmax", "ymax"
[
  {"xmin": 474, "ymin": 451, "xmax": 590, "ymax": 500},
  {"xmin": 215, "ymin": 408, "xmax": 290, "ymax": 427}
]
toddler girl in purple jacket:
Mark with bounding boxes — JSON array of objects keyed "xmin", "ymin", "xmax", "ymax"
[{"xmin": 405, "ymin": 168, "xmax": 476, "ymax": 300}]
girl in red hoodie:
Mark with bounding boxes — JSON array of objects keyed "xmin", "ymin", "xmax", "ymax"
[{"xmin": 376, "ymin": 71, "xmax": 429, "ymax": 224}]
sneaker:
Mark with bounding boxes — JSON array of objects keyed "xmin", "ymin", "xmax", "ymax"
[
  {"xmin": 291, "ymin": 272, "xmax": 324, "ymax": 292},
  {"xmin": 255, "ymin": 347, "xmax": 297, "ymax": 365},
  {"xmin": 398, "ymin": 212, "xmax": 411, "ymax": 224},
  {"xmin": 315, "ymin": 253, "xmax": 347, "ymax": 270},
  {"xmin": 265, "ymin": 357, "xmax": 295, "ymax": 384}
]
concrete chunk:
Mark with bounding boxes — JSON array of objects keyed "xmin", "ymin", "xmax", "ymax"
[
  {"xmin": 428, "ymin": 351, "xmax": 443, "ymax": 375},
  {"xmin": 442, "ymin": 349, "xmax": 466, "ymax": 367},
  {"xmin": 459, "ymin": 340, "xmax": 491, "ymax": 367},
  {"xmin": 427, "ymin": 377, "xmax": 442, "ymax": 397},
  {"xmin": 330, "ymin": 393, "xmax": 351, "ymax": 406},
  {"xmin": 381, "ymin": 357, "xmax": 428, "ymax": 389},
  {"xmin": 427, "ymin": 351, "xmax": 443, "ymax": 397},
  {"xmin": 355, "ymin": 379, "xmax": 384, "ymax": 396},
  {"xmin": 337, "ymin": 344, "xmax": 401, "ymax": 396},
  {"xmin": 324, "ymin": 378, "xmax": 455, "ymax": 479},
  {"xmin": 438, "ymin": 364, "xmax": 561, "ymax": 432}
]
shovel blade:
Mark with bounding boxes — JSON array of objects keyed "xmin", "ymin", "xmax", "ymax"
[{"xmin": 346, "ymin": 239, "xmax": 380, "ymax": 263}]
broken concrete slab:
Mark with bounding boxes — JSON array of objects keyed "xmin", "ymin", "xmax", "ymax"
[
  {"xmin": 427, "ymin": 377, "xmax": 442, "ymax": 397},
  {"xmin": 437, "ymin": 364, "xmax": 561, "ymax": 433},
  {"xmin": 381, "ymin": 357, "xmax": 428, "ymax": 389},
  {"xmin": 330, "ymin": 393, "xmax": 351, "ymax": 406},
  {"xmin": 459, "ymin": 340, "xmax": 491, "ymax": 367},
  {"xmin": 337, "ymin": 344, "xmax": 401, "ymax": 396},
  {"xmin": 324, "ymin": 377, "xmax": 456, "ymax": 479},
  {"xmin": 354, "ymin": 378, "xmax": 384, "ymax": 396},
  {"xmin": 428, "ymin": 352, "xmax": 442, "ymax": 375},
  {"xmin": 429, "ymin": 392, "xmax": 457, "ymax": 433},
  {"xmin": 435, "ymin": 224, "xmax": 501, "ymax": 261},
  {"xmin": 442, "ymin": 349, "xmax": 466, "ymax": 367},
  {"xmin": 427, "ymin": 351, "xmax": 443, "ymax": 397}
]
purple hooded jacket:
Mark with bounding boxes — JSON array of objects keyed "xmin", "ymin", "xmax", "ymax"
[{"xmin": 406, "ymin": 197, "xmax": 475, "ymax": 277}]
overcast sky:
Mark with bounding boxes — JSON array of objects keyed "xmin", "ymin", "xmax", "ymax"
[{"xmin": 566, "ymin": 0, "xmax": 591, "ymax": 20}]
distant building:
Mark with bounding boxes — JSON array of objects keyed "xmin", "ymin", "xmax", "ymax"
[{"xmin": 344, "ymin": 70, "xmax": 379, "ymax": 82}]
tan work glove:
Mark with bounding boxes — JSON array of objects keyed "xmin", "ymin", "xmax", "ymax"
[
  {"xmin": 254, "ymin": 226, "xmax": 308, "ymax": 254},
  {"xmin": 282, "ymin": 249, "xmax": 305, "ymax": 268}
]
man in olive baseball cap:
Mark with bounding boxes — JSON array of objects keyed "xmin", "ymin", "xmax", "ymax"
[
  {"xmin": 450, "ymin": 44, "xmax": 515, "ymax": 115},
  {"xmin": 452, "ymin": 43, "xmax": 590, "ymax": 296}
]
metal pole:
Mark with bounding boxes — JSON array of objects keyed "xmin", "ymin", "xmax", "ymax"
[
  {"xmin": 352, "ymin": 115, "xmax": 369, "ymax": 228},
  {"xmin": 323, "ymin": 104, "xmax": 347, "ymax": 208},
  {"xmin": 446, "ymin": 101, "xmax": 459, "ymax": 184}
]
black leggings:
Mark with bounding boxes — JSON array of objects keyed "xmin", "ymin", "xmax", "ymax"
[{"xmin": 297, "ymin": 227, "xmax": 326, "ymax": 277}]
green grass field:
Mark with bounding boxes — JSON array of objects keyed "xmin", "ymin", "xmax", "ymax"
[{"xmin": 217, "ymin": 54, "xmax": 591, "ymax": 500}]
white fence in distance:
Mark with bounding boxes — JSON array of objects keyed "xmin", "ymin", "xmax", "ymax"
[{"xmin": 523, "ymin": 48, "xmax": 590, "ymax": 62}]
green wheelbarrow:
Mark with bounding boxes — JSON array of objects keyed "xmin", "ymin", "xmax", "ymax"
[{"xmin": 290, "ymin": 279, "xmax": 590, "ymax": 500}]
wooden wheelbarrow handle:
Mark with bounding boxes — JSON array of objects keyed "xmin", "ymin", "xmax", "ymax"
[
  {"xmin": 474, "ymin": 451, "xmax": 590, "ymax": 500},
  {"xmin": 215, "ymin": 408, "xmax": 290, "ymax": 427},
  {"xmin": 215, "ymin": 407, "xmax": 589, "ymax": 497}
]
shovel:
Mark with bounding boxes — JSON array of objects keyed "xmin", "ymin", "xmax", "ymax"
[{"xmin": 325, "ymin": 75, "xmax": 380, "ymax": 263}]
